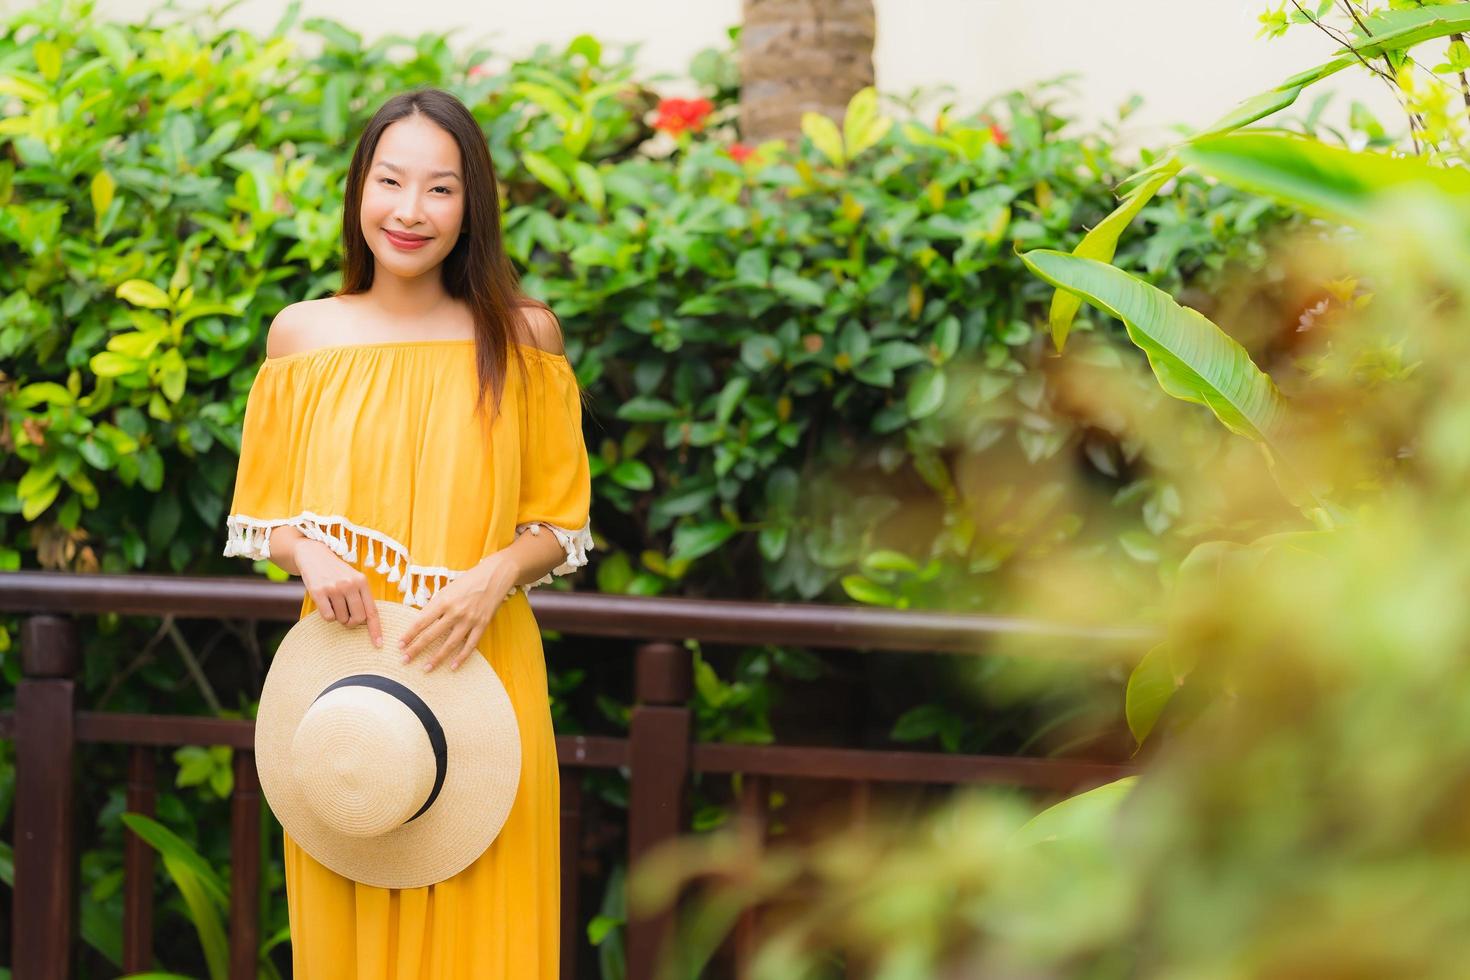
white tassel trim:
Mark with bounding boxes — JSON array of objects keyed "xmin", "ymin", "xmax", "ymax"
[
  {"xmin": 513, "ymin": 518, "xmax": 594, "ymax": 590},
  {"xmin": 223, "ymin": 511, "xmax": 471, "ymax": 608}
]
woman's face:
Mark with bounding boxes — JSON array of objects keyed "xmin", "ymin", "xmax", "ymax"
[{"xmin": 359, "ymin": 114, "xmax": 466, "ymax": 279}]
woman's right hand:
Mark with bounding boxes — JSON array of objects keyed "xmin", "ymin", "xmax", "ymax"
[{"xmin": 296, "ymin": 539, "xmax": 383, "ymax": 647}]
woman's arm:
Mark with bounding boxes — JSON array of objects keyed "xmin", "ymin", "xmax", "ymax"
[
  {"xmin": 267, "ymin": 525, "xmax": 314, "ymax": 576},
  {"xmin": 486, "ymin": 524, "xmax": 573, "ymax": 590}
]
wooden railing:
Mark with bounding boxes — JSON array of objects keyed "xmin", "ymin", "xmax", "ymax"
[{"xmin": 0, "ymin": 571, "xmax": 1148, "ymax": 978}]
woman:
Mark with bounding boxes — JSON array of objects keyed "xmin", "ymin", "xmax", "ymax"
[{"xmin": 222, "ymin": 87, "xmax": 593, "ymax": 978}]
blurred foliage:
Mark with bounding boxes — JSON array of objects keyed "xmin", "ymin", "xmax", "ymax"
[
  {"xmin": 640, "ymin": 133, "xmax": 1470, "ymax": 980},
  {"xmin": 633, "ymin": 12, "xmax": 1470, "ymax": 977}
]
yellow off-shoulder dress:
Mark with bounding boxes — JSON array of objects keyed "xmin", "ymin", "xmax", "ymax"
[{"xmin": 221, "ymin": 338, "xmax": 593, "ymax": 979}]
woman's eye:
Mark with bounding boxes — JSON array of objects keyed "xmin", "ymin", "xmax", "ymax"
[{"xmin": 378, "ymin": 178, "xmax": 449, "ymax": 195}]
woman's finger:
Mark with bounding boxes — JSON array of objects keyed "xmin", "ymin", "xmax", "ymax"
[
  {"xmin": 450, "ymin": 624, "xmax": 487, "ymax": 671},
  {"xmin": 343, "ymin": 588, "xmax": 367, "ymax": 628},
  {"xmin": 402, "ymin": 611, "xmax": 450, "ymax": 664},
  {"xmin": 422, "ymin": 620, "xmax": 472, "ymax": 673},
  {"xmin": 330, "ymin": 592, "xmax": 352, "ymax": 625},
  {"xmin": 312, "ymin": 587, "xmax": 336, "ymax": 621},
  {"xmin": 361, "ymin": 585, "xmax": 382, "ymax": 648}
]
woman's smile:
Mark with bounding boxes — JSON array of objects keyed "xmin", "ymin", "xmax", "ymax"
[{"xmin": 384, "ymin": 229, "xmax": 432, "ymax": 250}]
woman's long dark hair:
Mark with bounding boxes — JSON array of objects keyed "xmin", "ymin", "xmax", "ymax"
[{"xmin": 337, "ymin": 88, "xmax": 548, "ymax": 425}]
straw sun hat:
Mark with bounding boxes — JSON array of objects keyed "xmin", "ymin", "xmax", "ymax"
[{"xmin": 255, "ymin": 599, "xmax": 521, "ymax": 889}]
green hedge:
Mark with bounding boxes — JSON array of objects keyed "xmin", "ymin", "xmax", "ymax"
[{"xmin": 0, "ymin": 2, "xmax": 1289, "ymax": 613}]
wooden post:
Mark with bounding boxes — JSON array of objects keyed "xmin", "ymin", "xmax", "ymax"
[
  {"xmin": 559, "ymin": 769, "xmax": 582, "ymax": 980},
  {"xmin": 123, "ymin": 746, "xmax": 157, "ymax": 973},
  {"xmin": 229, "ymin": 750, "xmax": 262, "ymax": 980},
  {"xmin": 13, "ymin": 614, "xmax": 80, "ymax": 978},
  {"xmin": 626, "ymin": 641, "xmax": 692, "ymax": 980}
]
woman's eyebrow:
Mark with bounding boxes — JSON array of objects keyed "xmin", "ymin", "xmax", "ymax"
[{"xmin": 375, "ymin": 160, "xmax": 462, "ymax": 181}]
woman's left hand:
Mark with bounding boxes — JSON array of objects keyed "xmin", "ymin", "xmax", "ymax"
[{"xmin": 398, "ymin": 552, "xmax": 519, "ymax": 672}]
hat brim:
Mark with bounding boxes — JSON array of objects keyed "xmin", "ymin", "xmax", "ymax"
[{"xmin": 256, "ymin": 601, "xmax": 521, "ymax": 889}]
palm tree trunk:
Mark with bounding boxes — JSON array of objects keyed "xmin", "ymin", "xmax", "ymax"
[{"xmin": 739, "ymin": 0, "xmax": 877, "ymax": 143}]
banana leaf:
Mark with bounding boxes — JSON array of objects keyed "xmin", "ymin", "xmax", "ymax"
[
  {"xmin": 1022, "ymin": 249, "xmax": 1289, "ymax": 449},
  {"xmin": 1180, "ymin": 131, "xmax": 1470, "ymax": 226},
  {"xmin": 121, "ymin": 813, "xmax": 231, "ymax": 980}
]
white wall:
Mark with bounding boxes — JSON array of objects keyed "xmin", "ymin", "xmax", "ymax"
[{"xmin": 71, "ymin": 0, "xmax": 1402, "ymax": 144}]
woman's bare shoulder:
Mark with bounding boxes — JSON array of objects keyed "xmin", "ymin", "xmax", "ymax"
[
  {"xmin": 264, "ymin": 301, "xmax": 341, "ymax": 362},
  {"xmin": 515, "ymin": 302, "xmax": 565, "ymax": 355},
  {"xmin": 265, "ymin": 297, "xmax": 351, "ymax": 359}
]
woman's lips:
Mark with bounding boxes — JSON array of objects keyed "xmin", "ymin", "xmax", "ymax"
[{"xmin": 384, "ymin": 230, "xmax": 431, "ymax": 251}]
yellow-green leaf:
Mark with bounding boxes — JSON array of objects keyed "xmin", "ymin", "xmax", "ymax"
[
  {"xmin": 90, "ymin": 351, "xmax": 141, "ymax": 377},
  {"xmin": 116, "ymin": 279, "xmax": 171, "ymax": 310},
  {"xmin": 90, "ymin": 170, "xmax": 115, "ymax": 218},
  {"xmin": 1125, "ymin": 642, "xmax": 1180, "ymax": 746},
  {"xmin": 801, "ymin": 112, "xmax": 845, "ymax": 168},
  {"xmin": 842, "ymin": 86, "xmax": 891, "ymax": 160},
  {"xmin": 571, "ymin": 161, "xmax": 605, "ymax": 214},
  {"xmin": 521, "ymin": 151, "xmax": 570, "ymax": 199},
  {"xmin": 34, "ymin": 41, "xmax": 62, "ymax": 82},
  {"xmin": 1048, "ymin": 163, "xmax": 1180, "ymax": 351}
]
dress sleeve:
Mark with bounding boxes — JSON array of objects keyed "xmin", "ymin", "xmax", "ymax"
[
  {"xmin": 513, "ymin": 350, "xmax": 594, "ymax": 589},
  {"xmin": 221, "ymin": 360, "xmax": 296, "ymax": 562}
]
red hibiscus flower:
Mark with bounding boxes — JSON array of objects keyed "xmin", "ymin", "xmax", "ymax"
[
  {"xmin": 726, "ymin": 142, "xmax": 754, "ymax": 163},
  {"xmin": 989, "ymin": 123, "xmax": 1009, "ymax": 147},
  {"xmin": 654, "ymin": 97, "xmax": 715, "ymax": 134}
]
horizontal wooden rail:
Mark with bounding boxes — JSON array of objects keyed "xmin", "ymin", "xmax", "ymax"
[
  {"xmin": 0, "ymin": 711, "xmax": 1121, "ymax": 790},
  {"xmin": 0, "ymin": 570, "xmax": 1155, "ymax": 652}
]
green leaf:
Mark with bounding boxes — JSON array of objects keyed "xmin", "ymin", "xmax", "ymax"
[
  {"xmin": 1350, "ymin": 3, "xmax": 1470, "ymax": 58},
  {"xmin": 511, "ymin": 81, "xmax": 578, "ymax": 122},
  {"xmin": 1180, "ymin": 132, "xmax": 1470, "ymax": 227},
  {"xmin": 90, "ymin": 351, "xmax": 139, "ymax": 378},
  {"xmin": 891, "ymin": 704, "xmax": 948, "ymax": 741},
  {"xmin": 862, "ymin": 549, "xmax": 919, "ymax": 575},
  {"xmin": 905, "ymin": 366, "xmax": 946, "ymax": 419},
  {"xmin": 931, "ymin": 315, "xmax": 960, "ymax": 361},
  {"xmin": 842, "ymin": 573, "xmax": 899, "ymax": 606},
  {"xmin": 610, "ymin": 460, "xmax": 653, "ymax": 491},
  {"xmin": 741, "ymin": 335, "xmax": 782, "ymax": 370},
  {"xmin": 1048, "ymin": 165, "xmax": 1180, "ymax": 350},
  {"xmin": 617, "ymin": 397, "xmax": 679, "ymax": 423},
  {"xmin": 801, "ymin": 112, "xmax": 845, "ymax": 168},
  {"xmin": 1125, "ymin": 643, "xmax": 1181, "ymax": 746},
  {"xmin": 90, "ymin": 169, "xmax": 115, "ymax": 219},
  {"xmin": 119, "ymin": 813, "xmax": 229, "ymax": 908},
  {"xmin": 693, "ymin": 656, "xmax": 729, "ymax": 707},
  {"xmin": 521, "ymin": 152, "xmax": 571, "ymax": 199},
  {"xmin": 116, "ymin": 279, "xmax": 171, "ymax": 310},
  {"xmin": 587, "ymin": 913, "xmax": 623, "ymax": 946},
  {"xmin": 571, "ymin": 161, "xmax": 605, "ymax": 214},
  {"xmin": 1021, "ymin": 250, "xmax": 1289, "ymax": 448},
  {"xmin": 16, "ymin": 381, "xmax": 74, "ymax": 407},
  {"xmin": 167, "ymin": 855, "xmax": 230, "ymax": 980},
  {"xmin": 1011, "ymin": 776, "xmax": 1140, "ymax": 848},
  {"xmin": 714, "ymin": 376, "xmax": 749, "ymax": 426},
  {"xmin": 771, "ymin": 268, "xmax": 825, "ymax": 307},
  {"xmin": 842, "ymin": 86, "xmax": 891, "ymax": 160},
  {"xmin": 671, "ymin": 521, "xmax": 737, "ymax": 562}
]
